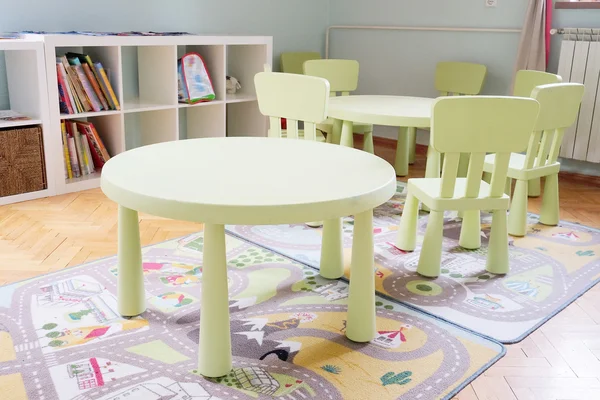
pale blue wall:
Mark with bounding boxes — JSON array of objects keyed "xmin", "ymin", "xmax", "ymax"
[
  {"xmin": 328, "ymin": 0, "xmax": 528, "ymax": 99},
  {"xmin": 0, "ymin": 0, "xmax": 329, "ymax": 108}
]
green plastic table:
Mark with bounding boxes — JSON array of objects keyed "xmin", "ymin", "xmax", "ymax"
[
  {"xmin": 327, "ymin": 95, "xmax": 435, "ymax": 176},
  {"xmin": 100, "ymin": 137, "xmax": 397, "ymax": 378}
]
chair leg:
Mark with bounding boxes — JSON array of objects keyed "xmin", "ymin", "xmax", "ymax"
[
  {"xmin": 508, "ymin": 179, "xmax": 528, "ymax": 237},
  {"xmin": 528, "ymin": 178, "xmax": 541, "ymax": 197},
  {"xmin": 487, "ymin": 210, "xmax": 509, "ymax": 274},
  {"xmin": 396, "ymin": 192, "xmax": 419, "ymax": 251},
  {"xmin": 540, "ymin": 173, "xmax": 559, "ymax": 226},
  {"xmin": 331, "ymin": 119, "xmax": 343, "ymax": 145},
  {"xmin": 417, "ymin": 210, "xmax": 444, "ymax": 278},
  {"xmin": 394, "ymin": 127, "xmax": 410, "ymax": 176},
  {"xmin": 505, "ymin": 178, "xmax": 513, "ymax": 196},
  {"xmin": 459, "ymin": 210, "xmax": 481, "ymax": 249},
  {"xmin": 408, "ymin": 127, "xmax": 417, "ymax": 164},
  {"xmin": 363, "ymin": 131, "xmax": 374, "ymax": 154}
]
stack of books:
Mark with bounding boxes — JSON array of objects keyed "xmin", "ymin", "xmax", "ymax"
[
  {"xmin": 61, "ymin": 120, "xmax": 111, "ymax": 179},
  {"xmin": 56, "ymin": 52, "xmax": 120, "ymax": 114}
]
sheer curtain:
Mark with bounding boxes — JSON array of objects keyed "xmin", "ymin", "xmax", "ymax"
[{"xmin": 513, "ymin": 0, "xmax": 553, "ymax": 78}]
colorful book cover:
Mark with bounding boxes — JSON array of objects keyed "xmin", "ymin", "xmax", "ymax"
[
  {"xmin": 71, "ymin": 122, "xmax": 88, "ymax": 175},
  {"xmin": 56, "ymin": 63, "xmax": 73, "ymax": 114},
  {"xmin": 61, "ymin": 121, "xmax": 73, "ymax": 179},
  {"xmin": 57, "ymin": 59, "xmax": 76, "ymax": 114},
  {"xmin": 65, "ymin": 124, "xmax": 81, "ymax": 178},
  {"xmin": 80, "ymin": 132, "xmax": 96, "ymax": 174},
  {"xmin": 76, "ymin": 120, "xmax": 111, "ymax": 162},
  {"xmin": 68, "ymin": 57, "xmax": 102, "ymax": 112},
  {"xmin": 76, "ymin": 122, "xmax": 105, "ymax": 169},
  {"xmin": 66, "ymin": 52, "xmax": 113, "ymax": 110},
  {"xmin": 82, "ymin": 63, "xmax": 109, "ymax": 110},
  {"xmin": 56, "ymin": 69, "xmax": 70, "ymax": 114},
  {"xmin": 94, "ymin": 62, "xmax": 120, "ymax": 110},
  {"xmin": 62, "ymin": 56, "xmax": 91, "ymax": 112}
]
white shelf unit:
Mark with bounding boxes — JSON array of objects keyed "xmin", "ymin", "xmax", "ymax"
[
  {"xmin": 0, "ymin": 39, "xmax": 53, "ymax": 206},
  {"xmin": 25, "ymin": 34, "xmax": 272, "ymax": 198}
]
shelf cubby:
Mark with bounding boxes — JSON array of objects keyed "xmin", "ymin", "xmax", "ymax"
[
  {"xmin": 226, "ymin": 45, "xmax": 267, "ymax": 103},
  {"xmin": 227, "ymin": 101, "xmax": 266, "ymax": 137},
  {"xmin": 179, "ymin": 103, "xmax": 225, "ymax": 140},
  {"xmin": 55, "ymin": 45, "xmax": 122, "ymax": 117},
  {"xmin": 177, "ymin": 44, "xmax": 225, "ymax": 102},
  {"xmin": 125, "ymin": 109, "xmax": 177, "ymax": 150},
  {"xmin": 0, "ymin": 40, "xmax": 53, "ymax": 206},
  {"xmin": 122, "ymin": 45, "xmax": 177, "ymax": 112}
]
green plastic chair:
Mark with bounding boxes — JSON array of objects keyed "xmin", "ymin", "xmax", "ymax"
[
  {"xmin": 397, "ymin": 96, "xmax": 540, "ymax": 278},
  {"xmin": 512, "ymin": 70, "xmax": 563, "ymax": 197},
  {"xmin": 255, "ymin": 70, "xmax": 331, "ymax": 228},
  {"xmin": 255, "ymin": 71, "xmax": 330, "ymax": 141},
  {"xmin": 482, "ymin": 83, "xmax": 585, "ymax": 237},
  {"xmin": 303, "ymin": 59, "xmax": 375, "ymax": 153},
  {"xmin": 280, "ymin": 52, "xmax": 321, "ymax": 74},
  {"xmin": 421, "ymin": 62, "xmax": 488, "ymax": 178}
]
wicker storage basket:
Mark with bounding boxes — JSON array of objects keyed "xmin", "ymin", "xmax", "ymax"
[{"xmin": 0, "ymin": 125, "xmax": 47, "ymax": 197}]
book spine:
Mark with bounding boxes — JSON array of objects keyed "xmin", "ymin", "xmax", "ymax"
[
  {"xmin": 57, "ymin": 63, "xmax": 76, "ymax": 114},
  {"xmin": 81, "ymin": 132, "xmax": 95, "ymax": 174},
  {"xmin": 95, "ymin": 63, "xmax": 120, "ymax": 110},
  {"xmin": 80, "ymin": 125, "xmax": 105, "ymax": 168},
  {"xmin": 61, "ymin": 121, "xmax": 73, "ymax": 179},
  {"xmin": 67, "ymin": 135, "xmax": 81, "ymax": 178},
  {"xmin": 73, "ymin": 65, "xmax": 102, "ymax": 112},
  {"xmin": 82, "ymin": 63, "xmax": 109, "ymax": 110},
  {"xmin": 89, "ymin": 123, "xmax": 111, "ymax": 161},
  {"xmin": 56, "ymin": 70, "xmax": 70, "ymax": 114},
  {"xmin": 72, "ymin": 123, "xmax": 87, "ymax": 175},
  {"xmin": 56, "ymin": 65, "xmax": 73, "ymax": 114},
  {"xmin": 62, "ymin": 56, "xmax": 87, "ymax": 113},
  {"xmin": 67, "ymin": 65, "xmax": 92, "ymax": 112}
]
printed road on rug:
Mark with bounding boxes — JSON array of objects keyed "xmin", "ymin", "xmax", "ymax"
[
  {"xmin": 227, "ymin": 181, "xmax": 600, "ymax": 343},
  {"xmin": 0, "ymin": 232, "xmax": 503, "ymax": 400}
]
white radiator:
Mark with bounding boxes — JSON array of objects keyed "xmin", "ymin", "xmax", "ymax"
[{"xmin": 557, "ymin": 29, "xmax": 600, "ymax": 163}]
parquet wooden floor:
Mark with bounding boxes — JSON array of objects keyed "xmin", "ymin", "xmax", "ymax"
[{"xmin": 1, "ymin": 137, "xmax": 600, "ymax": 400}]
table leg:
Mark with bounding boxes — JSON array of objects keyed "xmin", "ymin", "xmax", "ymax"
[
  {"xmin": 331, "ymin": 118, "xmax": 343, "ymax": 145},
  {"xmin": 346, "ymin": 209, "xmax": 376, "ymax": 343},
  {"xmin": 198, "ymin": 223, "xmax": 232, "ymax": 377},
  {"xmin": 408, "ymin": 127, "xmax": 417, "ymax": 164},
  {"xmin": 320, "ymin": 218, "xmax": 344, "ymax": 279},
  {"xmin": 118, "ymin": 206, "xmax": 145, "ymax": 317},
  {"xmin": 394, "ymin": 127, "xmax": 410, "ymax": 176},
  {"xmin": 340, "ymin": 120, "xmax": 354, "ymax": 148},
  {"xmin": 425, "ymin": 145, "xmax": 441, "ymax": 179}
]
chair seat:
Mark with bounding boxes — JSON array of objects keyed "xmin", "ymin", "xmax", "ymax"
[
  {"xmin": 317, "ymin": 118, "xmax": 372, "ymax": 135},
  {"xmin": 483, "ymin": 153, "xmax": 560, "ymax": 180},
  {"xmin": 408, "ymin": 178, "xmax": 509, "ymax": 212},
  {"xmin": 277, "ymin": 129, "xmax": 326, "ymax": 142}
]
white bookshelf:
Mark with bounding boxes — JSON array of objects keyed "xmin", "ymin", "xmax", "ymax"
[
  {"xmin": 19, "ymin": 34, "xmax": 272, "ymax": 198},
  {"xmin": 0, "ymin": 39, "xmax": 53, "ymax": 206}
]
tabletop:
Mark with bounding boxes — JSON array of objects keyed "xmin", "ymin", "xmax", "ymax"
[
  {"xmin": 101, "ymin": 137, "xmax": 397, "ymax": 225},
  {"xmin": 328, "ymin": 95, "xmax": 435, "ymax": 127}
]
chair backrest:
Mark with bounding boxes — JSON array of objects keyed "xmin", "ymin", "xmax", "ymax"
[
  {"xmin": 280, "ymin": 52, "xmax": 321, "ymax": 74},
  {"xmin": 513, "ymin": 70, "xmax": 562, "ymax": 97},
  {"xmin": 435, "ymin": 61, "xmax": 487, "ymax": 96},
  {"xmin": 303, "ymin": 59, "xmax": 359, "ymax": 97},
  {"xmin": 521, "ymin": 83, "xmax": 585, "ymax": 169},
  {"xmin": 254, "ymin": 71, "xmax": 330, "ymax": 140},
  {"xmin": 431, "ymin": 96, "xmax": 540, "ymax": 199}
]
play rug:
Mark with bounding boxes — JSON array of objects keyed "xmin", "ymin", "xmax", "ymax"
[
  {"xmin": 227, "ymin": 182, "xmax": 600, "ymax": 344},
  {"xmin": 0, "ymin": 232, "xmax": 503, "ymax": 400}
]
